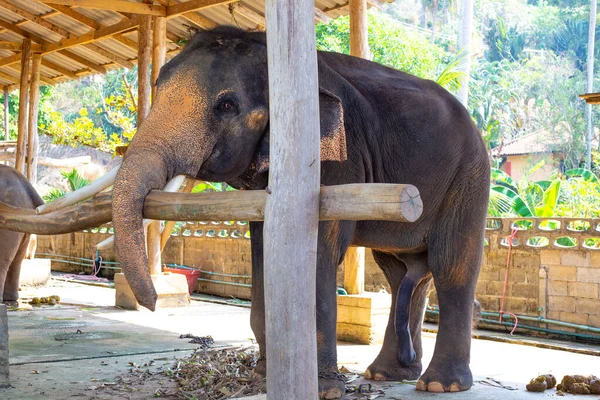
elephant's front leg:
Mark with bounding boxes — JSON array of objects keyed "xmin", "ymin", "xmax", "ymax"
[{"xmin": 316, "ymin": 221, "xmax": 353, "ymax": 400}]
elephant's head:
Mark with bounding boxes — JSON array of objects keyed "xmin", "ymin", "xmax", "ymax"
[{"xmin": 112, "ymin": 27, "xmax": 347, "ymax": 310}]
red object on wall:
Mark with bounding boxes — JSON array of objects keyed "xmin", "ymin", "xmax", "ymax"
[
  {"xmin": 504, "ymin": 161, "xmax": 512, "ymax": 176},
  {"xmin": 164, "ymin": 266, "xmax": 200, "ymax": 295}
]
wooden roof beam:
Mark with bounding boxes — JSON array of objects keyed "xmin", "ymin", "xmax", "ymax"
[
  {"xmin": 0, "ymin": 41, "xmax": 42, "ymax": 51},
  {"xmin": 180, "ymin": 11, "xmax": 218, "ymax": 30},
  {"xmin": 43, "ymin": 0, "xmax": 166, "ymax": 16}
]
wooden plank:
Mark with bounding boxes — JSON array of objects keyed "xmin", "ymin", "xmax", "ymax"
[
  {"xmin": 343, "ymin": 247, "xmax": 365, "ymax": 294},
  {"xmin": 350, "ymin": 0, "xmax": 370, "ymax": 59},
  {"xmin": 166, "ymin": 0, "xmax": 237, "ymax": 18},
  {"xmin": 3, "ymin": 85, "xmax": 8, "ymax": 140},
  {"xmin": 27, "ymin": 53, "xmax": 41, "ymax": 182},
  {"xmin": 263, "ymin": 2, "xmax": 320, "ymax": 398},
  {"xmin": 15, "ymin": 38, "xmax": 30, "ymax": 174},
  {"xmin": 44, "ymin": 0, "xmax": 166, "ymax": 16},
  {"xmin": 580, "ymin": 92, "xmax": 600, "ymax": 104},
  {"xmin": 152, "ymin": 15, "xmax": 166, "ymax": 97},
  {"xmin": 325, "ymin": 0, "xmax": 384, "ymax": 14},
  {"xmin": 0, "ymin": 184, "xmax": 423, "ymax": 235},
  {"xmin": 137, "ymin": 14, "xmax": 151, "ymax": 123}
]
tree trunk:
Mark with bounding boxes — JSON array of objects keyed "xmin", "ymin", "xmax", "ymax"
[{"xmin": 457, "ymin": 0, "xmax": 475, "ymax": 106}]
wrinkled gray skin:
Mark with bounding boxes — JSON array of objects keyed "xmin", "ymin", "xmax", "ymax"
[
  {"xmin": 0, "ymin": 165, "xmax": 44, "ymax": 304},
  {"xmin": 112, "ymin": 27, "xmax": 490, "ymax": 399}
]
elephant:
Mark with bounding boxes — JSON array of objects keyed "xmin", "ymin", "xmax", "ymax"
[
  {"xmin": 111, "ymin": 27, "xmax": 490, "ymax": 399},
  {"xmin": 0, "ymin": 165, "xmax": 44, "ymax": 305}
]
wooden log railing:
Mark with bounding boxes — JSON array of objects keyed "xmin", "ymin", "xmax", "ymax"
[{"xmin": 0, "ymin": 184, "xmax": 423, "ymax": 235}]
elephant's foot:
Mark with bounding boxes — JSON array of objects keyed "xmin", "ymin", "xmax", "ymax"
[
  {"xmin": 318, "ymin": 371, "xmax": 346, "ymax": 400},
  {"xmin": 364, "ymin": 358, "xmax": 422, "ymax": 382},
  {"xmin": 416, "ymin": 360, "xmax": 472, "ymax": 392},
  {"xmin": 251, "ymin": 356, "xmax": 266, "ymax": 379}
]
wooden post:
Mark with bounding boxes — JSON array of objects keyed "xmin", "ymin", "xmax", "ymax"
[
  {"xmin": 27, "ymin": 53, "xmax": 41, "ymax": 183},
  {"xmin": 343, "ymin": 247, "xmax": 365, "ymax": 294},
  {"xmin": 3, "ymin": 86, "xmax": 8, "ymax": 141},
  {"xmin": 137, "ymin": 14, "xmax": 152, "ymax": 124},
  {"xmin": 264, "ymin": 2, "xmax": 320, "ymax": 398},
  {"xmin": 15, "ymin": 38, "xmax": 31, "ymax": 174},
  {"xmin": 0, "ymin": 304, "xmax": 8, "ymax": 388},
  {"xmin": 350, "ymin": 0, "xmax": 370, "ymax": 59},
  {"xmin": 152, "ymin": 15, "xmax": 167, "ymax": 98},
  {"xmin": 137, "ymin": 6, "xmax": 158, "ymax": 274},
  {"xmin": 346, "ymin": 0, "xmax": 369, "ymax": 295}
]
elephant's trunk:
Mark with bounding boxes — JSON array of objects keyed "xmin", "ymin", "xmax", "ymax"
[{"xmin": 112, "ymin": 150, "xmax": 171, "ymax": 311}]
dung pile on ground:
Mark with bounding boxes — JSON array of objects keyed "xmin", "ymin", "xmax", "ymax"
[
  {"xmin": 557, "ymin": 375, "xmax": 600, "ymax": 395},
  {"xmin": 167, "ymin": 346, "xmax": 265, "ymax": 399}
]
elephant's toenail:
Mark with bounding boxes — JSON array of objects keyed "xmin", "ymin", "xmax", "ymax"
[
  {"xmin": 373, "ymin": 373, "xmax": 386, "ymax": 381},
  {"xmin": 364, "ymin": 369, "xmax": 373, "ymax": 379},
  {"xmin": 416, "ymin": 380, "xmax": 427, "ymax": 391},
  {"xmin": 450, "ymin": 383, "xmax": 461, "ymax": 392},
  {"xmin": 323, "ymin": 388, "xmax": 342, "ymax": 399},
  {"xmin": 427, "ymin": 382, "xmax": 445, "ymax": 392}
]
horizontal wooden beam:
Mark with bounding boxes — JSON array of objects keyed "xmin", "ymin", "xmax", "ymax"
[
  {"xmin": 0, "ymin": 184, "xmax": 422, "ymax": 235},
  {"xmin": 0, "ymin": 41, "xmax": 42, "ymax": 51},
  {"xmin": 44, "ymin": 0, "xmax": 166, "ymax": 16},
  {"xmin": 41, "ymin": 59, "xmax": 81, "ymax": 79},
  {"xmin": 231, "ymin": 3, "xmax": 265, "ymax": 30}
]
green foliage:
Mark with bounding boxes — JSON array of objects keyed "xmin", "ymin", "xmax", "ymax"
[
  {"xmin": 316, "ymin": 13, "xmax": 446, "ymax": 81},
  {"xmin": 485, "ymin": 17, "xmax": 528, "ymax": 62},
  {"xmin": 42, "ymin": 169, "xmax": 90, "ymax": 203},
  {"xmin": 489, "ymin": 164, "xmax": 600, "ymax": 218},
  {"xmin": 41, "ymin": 70, "xmax": 138, "ymax": 153}
]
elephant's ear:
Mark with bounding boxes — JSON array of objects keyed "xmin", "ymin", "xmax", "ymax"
[{"xmin": 255, "ymin": 87, "xmax": 347, "ymax": 173}]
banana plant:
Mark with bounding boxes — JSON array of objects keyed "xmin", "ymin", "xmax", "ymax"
[{"xmin": 489, "ymin": 161, "xmax": 561, "ymax": 217}]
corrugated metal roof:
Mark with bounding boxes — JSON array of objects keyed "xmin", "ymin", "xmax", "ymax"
[{"xmin": 0, "ymin": 0, "xmax": 394, "ymax": 89}]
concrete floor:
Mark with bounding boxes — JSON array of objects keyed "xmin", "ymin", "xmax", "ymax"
[{"xmin": 1, "ymin": 277, "xmax": 599, "ymax": 399}]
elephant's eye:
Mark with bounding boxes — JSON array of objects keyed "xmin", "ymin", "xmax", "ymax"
[{"xmin": 216, "ymin": 98, "xmax": 239, "ymax": 114}]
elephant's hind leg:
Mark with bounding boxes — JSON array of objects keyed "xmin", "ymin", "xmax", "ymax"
[
  {"xmin": 0, "ymin": 232, "xmax": 24, "ymax": 304},
  {"xmin": 3, "ymin": 234, "xmax": 30, "ymax": 303},
  {"xmin": 365, "ymin": 251, "xmax": 431, "ymax": 382},
  {"xmin": 416, "ymin": 193, "xmax": 486, "ymax": 393}
]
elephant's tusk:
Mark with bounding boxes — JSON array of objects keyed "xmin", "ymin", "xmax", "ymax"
[
  {"xmin": 94, "ymin": 175, "xmax": 188, "ymax": 250},
  {"xmin": 35, "ymin": 161, "xmax": 122, "ymax": 215}
]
